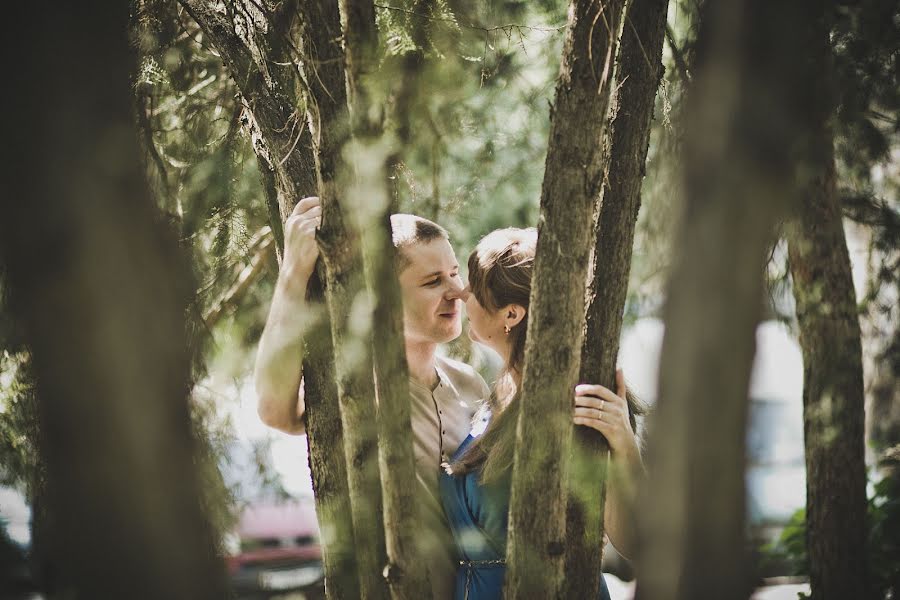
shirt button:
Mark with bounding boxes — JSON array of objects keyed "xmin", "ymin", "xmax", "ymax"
[
  {"xmin": 439, "ymin": 410, "xmax": 443, "ymax": 415},
  {"xmin": 442, "ymin": 430, "xmax": 446, "ymax": 435}
]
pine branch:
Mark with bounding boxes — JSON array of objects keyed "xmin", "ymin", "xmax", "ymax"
[{"xmin": 203, "ymin": 227, "xmax": 274, "ymax": 329}]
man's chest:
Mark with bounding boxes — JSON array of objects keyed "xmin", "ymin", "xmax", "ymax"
[{"xmin": 409, "ymin": 385, "xmax": 475, "ymax": 471}]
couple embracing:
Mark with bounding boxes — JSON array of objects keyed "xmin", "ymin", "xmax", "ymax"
[{"xmin": 255, "ymin": 198, "xmax": 644, "ymax": 600}]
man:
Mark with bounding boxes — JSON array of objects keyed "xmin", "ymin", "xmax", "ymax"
[{"xmin": 254, "ymin": 196, "xmax": 489, "ymax": 599}]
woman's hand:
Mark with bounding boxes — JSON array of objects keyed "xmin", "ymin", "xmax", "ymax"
[{"xmin": 573, "ymin": 369, "xmax": 640, "ymax": 463}]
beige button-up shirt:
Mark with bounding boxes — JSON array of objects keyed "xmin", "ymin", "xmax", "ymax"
[{"xmin": 408, "ymin": 354, "xmax": 489, "ymax": 599}]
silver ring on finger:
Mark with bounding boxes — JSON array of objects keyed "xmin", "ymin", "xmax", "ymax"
[{"xmin": 600, "ymin": 400, "xmax": 605, "ymax": 411}]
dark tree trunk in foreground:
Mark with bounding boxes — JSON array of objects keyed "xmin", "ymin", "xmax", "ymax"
[
  {"xmin": 634, "ymin": 2, "xmax": 819, "ymax": 600},
  {"xmin": 504, "ymin": 0, "xmax": 626, "ymax": 597},
  {"xmin": 180, "ymin": 3, "xmax": 359, "ymax": 597},
  {"xmin": 564, "ymin": 0, "xmax": 669, "ymax": 595},
  {"xmin": 340, "ymin": 1, "xmax": 432, "ymax": 598},
  {"xmin": 1, "ymin": 3, "xmax": 225, "ymax": 598},
  {"xmin": 787, "ymin": 10, "xmax": 870, "ymax": 599}
]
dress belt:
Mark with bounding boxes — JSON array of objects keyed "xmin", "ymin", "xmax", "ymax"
[{"xmin": 459, "ymin": 559, "xmax": 506, "ymax": 599}]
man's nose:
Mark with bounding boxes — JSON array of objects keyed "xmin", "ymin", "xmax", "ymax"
[{"xmin": 446, "ymin": 279, "xmax": 466, "ymax": 300}]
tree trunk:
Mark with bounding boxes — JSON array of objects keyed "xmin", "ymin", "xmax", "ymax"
[
  {"xmin": 299, "ymin": 1, "xmax": 389, "ymax": 599},
  {"xmin": 634, "ymin": 2, "xmax": 819, "ymax": 599},
  {"xmin": 304, "ymin": 267, "xmax": 361, "ymax": 600},
  {"xmin": 564, "ymin": 0, "xmax": 669, "ymax": 595},
  {"xmin": 504, "ymin": 1, "xmax": 626, "ymax": 597},
  {"xmin": 365, "ymin": 206, "xmax": 430, "ymax": 599},
  {"xmin": 787, "ymin": 10, "xmax": 870, "ymax": 599},
  {"xmin": 340, "ymin": 1, "xmax": 433, "ymax": 598},
  {"xmin": 180, "ymin": 3, "xmax": 360, "ymax": 598},
  {"xmin": 1, "ymin": 2, "xmax": 225, "ymax": 597}
]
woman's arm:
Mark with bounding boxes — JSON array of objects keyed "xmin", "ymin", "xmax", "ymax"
[{"xmin": 573, "ymin": 369, "xmax": 644, "ymax": 559}]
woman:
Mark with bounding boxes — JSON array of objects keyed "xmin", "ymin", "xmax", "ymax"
[{"xmin": 439, "ymin": 227, "xmax": 645, "ymax": 600}]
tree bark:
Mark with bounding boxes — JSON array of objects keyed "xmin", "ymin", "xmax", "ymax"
[
  {"xmin": 298, "ymin": 1, "xmax": 389, "ymax": 598},
  {"xmin": 180, "ymin": 3, "xmax": 360, "ymax": 598},
  {"xmin": 634, "ymin": 2, "xmax": 819, "ymax": 599},
  {"xmin": 504, "ymin": 1, "xmax": 626, "ymax": 598},
  {"xmin": 304, "ymin": 265, "xmax": 361, "ymax": 600},
  {"xmin": 338, "ymin": 1, "xmax": 432, "ymax": 597},
  {"xmin": 787, "ymin": 10, "xmax": 871, "ymax": 599},
  {"xmin": 1, "ymin": 2, "xmax": 225, "ymax": 597},
  {"xmin": 564, "ymin": 0, "xmax": 669, "ymax": 595}
]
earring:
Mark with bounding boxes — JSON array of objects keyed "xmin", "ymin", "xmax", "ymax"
[{"xmin": 504, "ymin": 325, "xmax": 510, "ymax": 335}]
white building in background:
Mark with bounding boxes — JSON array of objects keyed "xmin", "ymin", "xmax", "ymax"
[
  {"xmin": 0, "ymin": 486, "xmax": 31, "ymax": 547},
  {"xmin": 619, "ymin": 318, "xmax": 807, "ymax": 528}
]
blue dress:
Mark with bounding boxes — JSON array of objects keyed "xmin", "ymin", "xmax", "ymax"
[{"xmin": 439, "ymin": 434, "xmax": 612, "ymax": 600}]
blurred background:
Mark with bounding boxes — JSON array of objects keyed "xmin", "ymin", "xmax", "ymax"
[{"xmin": 1, "ymin": 0, "xmax": 897, "ymax": 598}]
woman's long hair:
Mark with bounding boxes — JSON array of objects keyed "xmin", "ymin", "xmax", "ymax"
[
  {"xmin": 451, "ymin": 228, "xmax": 535, "ymax": 483},
  {"xmin": 450, "ymin": 227, "xmax": 648, "ymax": 484}
]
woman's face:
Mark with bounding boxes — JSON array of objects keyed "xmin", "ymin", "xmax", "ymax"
[{"xmin": 463, "ymin": 284, "xmax": 510, "ymax": 360}]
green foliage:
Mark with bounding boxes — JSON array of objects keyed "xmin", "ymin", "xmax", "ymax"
[
  {"xmin": 375, "ymin": 0, "xmax": 568, "ymax": 263},
  {"xmin": 0, "ymin": 353, "xmax": 42, "ymax": 499},
  {"xmin": 760, "ymin": 463, "xmax": 900, "ymax": 599},
  {"xmin": 760, "ymin": 507, "xmax": 809, "ymax": 578},
  {"xmin": 832, "ymin": 0, "xmax": 900, "ymax": 185}
]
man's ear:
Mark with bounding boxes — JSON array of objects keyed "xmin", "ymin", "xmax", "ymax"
[{"xmin": 504, "ymin": 304, "xmax": 527, "ymax": 329}]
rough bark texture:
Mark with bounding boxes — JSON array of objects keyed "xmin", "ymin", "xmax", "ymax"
[
  {"xmin": 634, "ymin": 2, "xmax": 818, "ymax": 600},
  {"xmin": 1, "ymin": 3, "xmax": 225, "ymax": 597},
  {"xmin": 366, "ymin": 208, "xmax": 429, "ymax": 600},
  {"xmin": 304, "ymin": 265, "xmax": 361, "ymax": 600},
  {"xmin": 342, "ymin": 0, "xmax": 431, "ymax": 600},
  {"xmin": 299, "ymin": 1, "xmax": 389, "ymax": 599},
  {"xmin": 350, "ymin": 2, "xmax": 433, "ymax": 598},
  {"xmin": 340, "ymin": 0, "xmax": 381, "ymax": 138},
  {"xmin": 504, "ymin": 1, "xmax": 626, "ymax": 598},
  {"xmin": 181, "ymin": 3, "xmax": 359, "ymax": 598},
  {"xmin": 564, "ymin": 0, "xmax": 669, "ymax": 595},
  {"xmin": 787, "ymin": 10, "xmax": 870, "ymax": 599}
]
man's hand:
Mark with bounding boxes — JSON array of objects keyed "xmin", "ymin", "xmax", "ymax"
[
  {"xmin": 254, "ymin": 196, "xmax": 321, "ymax": 435},
  {"xmin": 283, "ymin": 196, "xmax": 322, "ymax": 282},
  {"xmin": 572, "ymin": 369, "xmax": 641, "ymax": 464}
]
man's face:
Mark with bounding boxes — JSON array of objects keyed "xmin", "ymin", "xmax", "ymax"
[{"xmin": 397, "ymin": 238, "xmax": 464, "ymax": 345}]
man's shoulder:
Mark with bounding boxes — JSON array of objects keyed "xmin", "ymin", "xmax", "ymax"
[
  {"xmin": 436, "ymin": 354, "xmax": 490, "ymax": 398},
  {"xmin": 436, "ymin": 354, "xmax": 482, "ymax": 382}
]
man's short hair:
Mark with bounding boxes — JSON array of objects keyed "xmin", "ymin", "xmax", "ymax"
[{"xmin": 390, "ymin": 214, "xmax": 449, "ymax": 271}]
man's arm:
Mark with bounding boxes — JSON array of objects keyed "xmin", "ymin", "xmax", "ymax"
[{"xmin": 254, "ymin": 197, "xmax": 321, "ymax": 435}]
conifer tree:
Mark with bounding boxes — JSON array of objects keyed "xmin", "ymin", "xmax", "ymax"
[{"xmin": 504, "ymin": 0, "xmax": 626, "ymax": 597}]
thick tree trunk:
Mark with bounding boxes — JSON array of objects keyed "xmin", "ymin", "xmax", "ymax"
[
  {"xmin": 504, "ymin": 1, "xmax": 626, "ymax": 598},
  {"xmin": 564, "ymin": 0, "xmax": 669, "ymax": 595},
  {"xmin": 298, "ymin": 2, "xmax": 389, "ymax": 599},
  {"xmin": 304, "ymin": 267, "xmax": 361, "ymax": 600},
  {"xmin": 634, "ymin": 2, "xmax": 818, "ymax": 600},
  {"xmin": 180, "ymin": 3, "xmax": 360, "ymax": 598},
  {"xmin": 338, "ymin": 1, "xmax": 432, "ymax": 597},
  {"xmin": 366, "ymin": 209, "xmax": 430, "ymax": 599},
  {"xmin": 787, "ymin": 11, "xmax": 870, "ymax": 599},
  {"xmin": 1, "ymin": 3, "xmax": 225, "ymax": 598}
]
